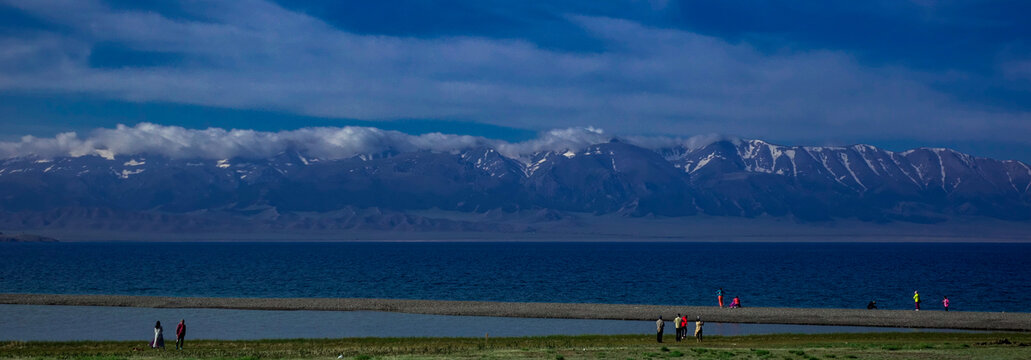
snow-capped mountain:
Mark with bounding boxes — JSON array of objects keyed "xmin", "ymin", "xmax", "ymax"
[
  {"xmin": 1, "ymin": 138, "xmax": 1028, "ymax": 233},
  {"xmin": 660, "ymin": 139, "xmax": 1030, "ymax": 221}
]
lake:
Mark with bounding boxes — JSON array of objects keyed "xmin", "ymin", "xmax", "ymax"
[{"xmin": 1, "ymin": 242, "xmax": 1028, "ymax": 312}]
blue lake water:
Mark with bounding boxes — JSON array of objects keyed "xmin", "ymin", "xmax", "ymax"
[
  {"xmin": 0, "ymin": 305, "xmax": 973, "ymax": 341},
  {"xmin": 1, "ymin": 242, "xmax": 1029, "ymax": 312}
]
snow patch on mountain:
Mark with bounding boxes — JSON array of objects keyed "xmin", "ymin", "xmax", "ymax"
[{"xmin": 118, "ymin": 169, "xmax": 144, "ymax": 179}]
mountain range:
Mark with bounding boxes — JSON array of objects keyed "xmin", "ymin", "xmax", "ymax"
[{"xmin": 1, "ymin": 137, "xmax": 1029, "ymax": 238}]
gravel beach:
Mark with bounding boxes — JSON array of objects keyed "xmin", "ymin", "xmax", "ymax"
[{"xmin": 2, "ymin": 293, "xmax": 1028, "ymax": 332}]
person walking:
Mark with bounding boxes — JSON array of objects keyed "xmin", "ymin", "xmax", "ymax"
[
  {"xmin": 943, "ymin": 296, "xmax": 950, "ymax": 312},
  {"xmin": 673, "ymin": 313, "xmax": 682, "ymax": 341},
  {"xmin": 681, "ymin": 315, "xmax": 689, "ymax": 341},
  {"xmin": 717, "ymin": 288, "xmax": 724, "ymax": 308},
  {"xmin": 151, "ymin": 321, "xmax": 165, "ymax": 349},
  {"xmin": 694, "ymin": 316, "xmax": 704, "ymax": 343},
  {"xmin": 913, "ymin": 291, "xmax": 921, "ymax": 311},
  {"xmin": 655, "ymin": 316, "xmax": 664, "ymax": 343},
  {"xmin": 175, "ymin": 319, "xmax": 186, "ymax": 350}
]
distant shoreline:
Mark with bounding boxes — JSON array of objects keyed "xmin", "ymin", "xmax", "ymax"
[
  {"xmin": 7, "ymin": 213, "xmax": 1031, "ymax": 242},
  {"xmin": 2, "ymin": 293, "xmax": 1028, "ymax": 332},
  {"xmin": 4, "ymin": 233, "xmax": 1031, "ymax": 243},
  {"xmin": 0, "ymin": 232, "xmax": 58, "ymax": 242}
]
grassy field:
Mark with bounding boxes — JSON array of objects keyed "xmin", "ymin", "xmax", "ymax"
[{"xmin": 2, "ymin": 332, "xmax": 1030, "ymax": 359}]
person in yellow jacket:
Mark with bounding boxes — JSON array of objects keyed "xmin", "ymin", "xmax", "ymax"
[
  {"xmin": 694, "ymin": 316, "xmax": 704, "ymax": 342},
  {"xmin": 913, "ymin": 290, "xmax": 921, "ymax": 311},
  {"xmin": 673, "ymin": 313, "xmax": 681, "ymax": 341}
]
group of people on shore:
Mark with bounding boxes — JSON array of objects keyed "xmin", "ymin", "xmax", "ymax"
[
  {"xmin": 653, "ymin": 287, "xmax": 961, "ymax": 342},
  {"xmin": 143, "ymin": 289, "xmax": 958, "ymax": 348},
  {"xmin": 716, "ymin": 288, "xmax": 741, "ymax": 309},
  {"xmin": 150, "ymin": 319, "xmax": 186, "ymax": 350},
  {"xmin": 714, "ymin": 287, "xmax": 952, "ymax": 312},
  {"xmin": 913, "ymin": 290, "xmax": 951, "ymax": 311},
  {"xmin": 652, "ymin": 288, "xmax": 739, "ymax": 343},
  {"xmin": 867, "ymin": 291, "xmax": 951, "ymax": 311},
  {"xmin": 656, "ymin": 314, "xmax": 703, "ymax": 343}
]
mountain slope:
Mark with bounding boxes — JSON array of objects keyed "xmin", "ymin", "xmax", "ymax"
[{"xmin": 1, "ymin": 138, "xmax": 1028, "ymax": 234}]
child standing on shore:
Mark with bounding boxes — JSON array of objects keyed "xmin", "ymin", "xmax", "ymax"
[
  {"xmin": 914, "ymin": 290, "xmax": 921, "ymax": 311},
  {"xmin": 717, "ymin": 288, "xmax": 724, "ymax": 308},
  {"xmin": 943, "ymin": 296, "xmax": 950, "ymax": 311}
]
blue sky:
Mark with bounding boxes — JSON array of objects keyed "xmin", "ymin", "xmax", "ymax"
[{"xmin": 1, "ymin": 0, "xmax": 1029, "ymax": 160}]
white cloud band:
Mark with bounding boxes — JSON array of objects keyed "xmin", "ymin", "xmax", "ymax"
[
  {"xmin": 0, "ymin": 0, "xmax": 1028, "ymax": 144},
  {"xmin": 0, "ymin": 123, "xmax": 714, "ymax": 161}
]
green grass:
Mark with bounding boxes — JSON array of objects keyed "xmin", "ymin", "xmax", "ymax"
[{"xmin": 1, "ymin": 332, "xmax": 1030, "ymax": 359}]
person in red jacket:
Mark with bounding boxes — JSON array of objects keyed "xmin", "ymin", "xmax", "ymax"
[
  {"xmin": 175, "ymin": 319, "xmax": 186, "ymax": 350},
  {"xmin": 680, "ymin": 315, "xmax": 689, "ymax": 341}
]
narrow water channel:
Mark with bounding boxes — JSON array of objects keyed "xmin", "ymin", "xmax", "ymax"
[{"xmin": 0, "ymin": 304, "xmax": 972, "ymax": 341}]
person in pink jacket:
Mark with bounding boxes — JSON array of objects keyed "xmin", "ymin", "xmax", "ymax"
[
  {"xmin": 175, "ymin": 319, "xmax": 186, "ymax": 350},
  {"xmin": 943, "ymin": 296, "xmax": 950, "ymax": 312}
]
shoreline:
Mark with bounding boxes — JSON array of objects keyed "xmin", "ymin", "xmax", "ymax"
[
  {"xmin": 5, "ymin": 333, "xmax": 1031, "ymax": 360},
  {"xmin": 3, "ymin": 294, "xmax": 1029, "ymax": 332}
]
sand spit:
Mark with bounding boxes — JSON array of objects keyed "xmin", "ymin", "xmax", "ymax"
[{"xmin": 2, "ymin": 293, "xmax": 1028, "ymax": 332}]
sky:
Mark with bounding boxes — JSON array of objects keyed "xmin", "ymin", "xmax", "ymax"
[{"xmin": 1, "ymin": 0, "xmax": 1030, "ymax": 161}]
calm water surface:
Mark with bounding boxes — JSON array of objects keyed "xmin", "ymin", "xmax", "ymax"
[
  {"xmin": 1, "ymin": 242, "xmax": 1028, "ymax": 312},
  {"xmin": 0, "ymin": 305, "xmax": 972, "ymax": 341}
]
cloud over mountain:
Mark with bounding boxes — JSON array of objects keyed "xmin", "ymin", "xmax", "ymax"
[
  {"xmin": 0, "ymin": 123, "xmax": 717, "ymax": 161},
  {"xmin": 1, "ymin": 0, "xmax": 1029, "ymax": 146},
  {"xmin": 1, "ymin": 125, "xmax": 1028, "ymax": 233}
]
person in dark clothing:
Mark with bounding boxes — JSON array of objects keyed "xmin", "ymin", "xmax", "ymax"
[
  {"xmin": 175, "ymin": 319, "xmax": 186, "ymax": 350},
  {"xmin": 867, "ymin": 301, "xmax": 877, "ymax": 309}
]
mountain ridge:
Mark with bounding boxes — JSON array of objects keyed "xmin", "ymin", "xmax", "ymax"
[{"xmin": 1, "ymin": 136, "xmax": 1029, "ymax": 237}]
